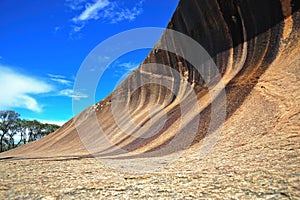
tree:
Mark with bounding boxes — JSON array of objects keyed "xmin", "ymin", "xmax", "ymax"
[
  {"xmin": 24, "ymin": 120, "xmax": 43, "ymax": 142},
  {"xmin": 13, "ymin": 119, "xmax": 27, "ymax": 147},
  {"xmin": 22, "ymin": 120, "xmax": 60, "ymax": 142},
  {"xmin": 0, "ymin": 111, "xmax": 20, "ymax": 152},
  {"xmin": 42, "ymin": 123, "xmax": 60, "ymax": 137},
  {"xmin": 0, "ymin": 110, "xmax": 61, "ymax": 152}
]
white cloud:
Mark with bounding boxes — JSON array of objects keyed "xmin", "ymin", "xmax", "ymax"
[
  {"xmin": 66, "ymin": 0, "xmax": 88, "ymax": 11},
  {"xmin": 110, "ymin": 62, "xmax": 139, "ymax": 78},
  {"xmin": 103, "ymin": 2, "xmax": 143, "ymax": 24},
  {"xmin": 48, "ymin": 74, "xmax": 72, "ymax": 86},
  {"xmin": 48, "ymin": 74, "xmax": 66, "ymax": 79},
  {"xmin": 58, "ymin": 89, "xmax": 88, "ymax": 100},
  {"xmin": 73, "ymin": 24, "xmax": 85, "ymax": 32},
  {"xmin": 119, "ymin": 62, "xmax": 139, "ymax": 71},
  {"xmin": 110, "ymin": 62, "xmax": 139, "ymax": 86},
  {"xmin": 51, "ymin": 78, "xmax": 72, "ymax": 85},
  {"xmin": 0, "ymin": 66, "xmax": 53, "ymax": 112},
  {"xmin": 68, "ymin": 0, "xmax": 144, "ymax": 32},
  {"xmin": 72, "ymin": 0, "xmax": 110, "ymax": 22}
]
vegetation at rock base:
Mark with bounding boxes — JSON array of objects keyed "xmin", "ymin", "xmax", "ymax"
[{"xmin": 0, "ymin": 110, "xmax": 60, "ymax": 152}]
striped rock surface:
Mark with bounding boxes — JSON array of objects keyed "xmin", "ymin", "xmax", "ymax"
[{"xmin": 1, "ymin": 0, "xmax": 299, "ymax": 164}]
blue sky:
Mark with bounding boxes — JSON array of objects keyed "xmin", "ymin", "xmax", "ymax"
[{"xmin": 0, "ymin": 0, "xmax": 179, "ymax": 125}]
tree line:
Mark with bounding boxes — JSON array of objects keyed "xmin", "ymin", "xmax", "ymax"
[{"xmin": 0, "ymin": 110, "xmax": 60, "ymax": 152}]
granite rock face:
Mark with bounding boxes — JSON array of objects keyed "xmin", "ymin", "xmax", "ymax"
[
  {"xmin": 2, "ymin": 0, "xmax": 298, "ymax": 159},
  {"xmin": 1, "ymin": 0, "xmax": 300, "ymax": 198}
]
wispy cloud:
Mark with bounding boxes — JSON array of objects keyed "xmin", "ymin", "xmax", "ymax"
[
  {"xmin": 48, "ymin": 74, "xmax": 87, "ymax": 100},
  {"xmin": 0, "ymin": 66, "xmax": 53, "ymax": 112},
  {"xmin": 110, "ymin": 61, "xmax": 139, "ymax": 78},
  {"xmin": 67, "ymin": 0, "xmax": 145, "ymax": 33},
  {"xmin": 103, "ymin": 2, "xmax": 144, "ymax": 24},
  {"xmin": 109, "ymin": 62, "xmax": 139, "ymax": 85},
  {"xmin": 58, "ymin": 89, "xmax": 88, "ymax": 100},
  {"xmin": 53, "ymin": 26, "xmax": 63, "ymax": 35},
  {"xmin": 119, "ymin": 62, "xmax": 139, "ymax": 71},
  {"xmin": 66, "ymin": 0, "xmax": 88, "ymax": 11},
  {"xmin": 51, "ymin": 78, "xmax": 72, "ymax": 85},
  {"xmin": 72, "ymin": 24, "xmax": 85, "ymax": 33},
  {"xmin": 72, "ymin": 0, "xmax": 110, "ymax": 22},
  {"xmin": 48, "ymin": 74, "xmax": 72, "ymax": 86},
  {"xmin": 48, "ymin": 74, "xmax": 66, "ymax": 79}
]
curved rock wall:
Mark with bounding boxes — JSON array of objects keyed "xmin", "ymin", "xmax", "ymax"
[{"xmin": 1, "ymin": 0, "xmax": 299, "ymax": 158}]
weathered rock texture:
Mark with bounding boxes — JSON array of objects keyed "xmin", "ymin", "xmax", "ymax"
[
  {"xmin": 2, "ymin": 0, "xmax": 299, "ymax": 159},
  {"xmin": 0, "ymin": 0, "xmax": 299, "ymax": 198}
]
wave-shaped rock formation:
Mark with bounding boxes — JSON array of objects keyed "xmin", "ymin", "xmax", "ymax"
[{"xmin": 1, "ymin": 0, "xmax": 299, "ymax": 160}]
